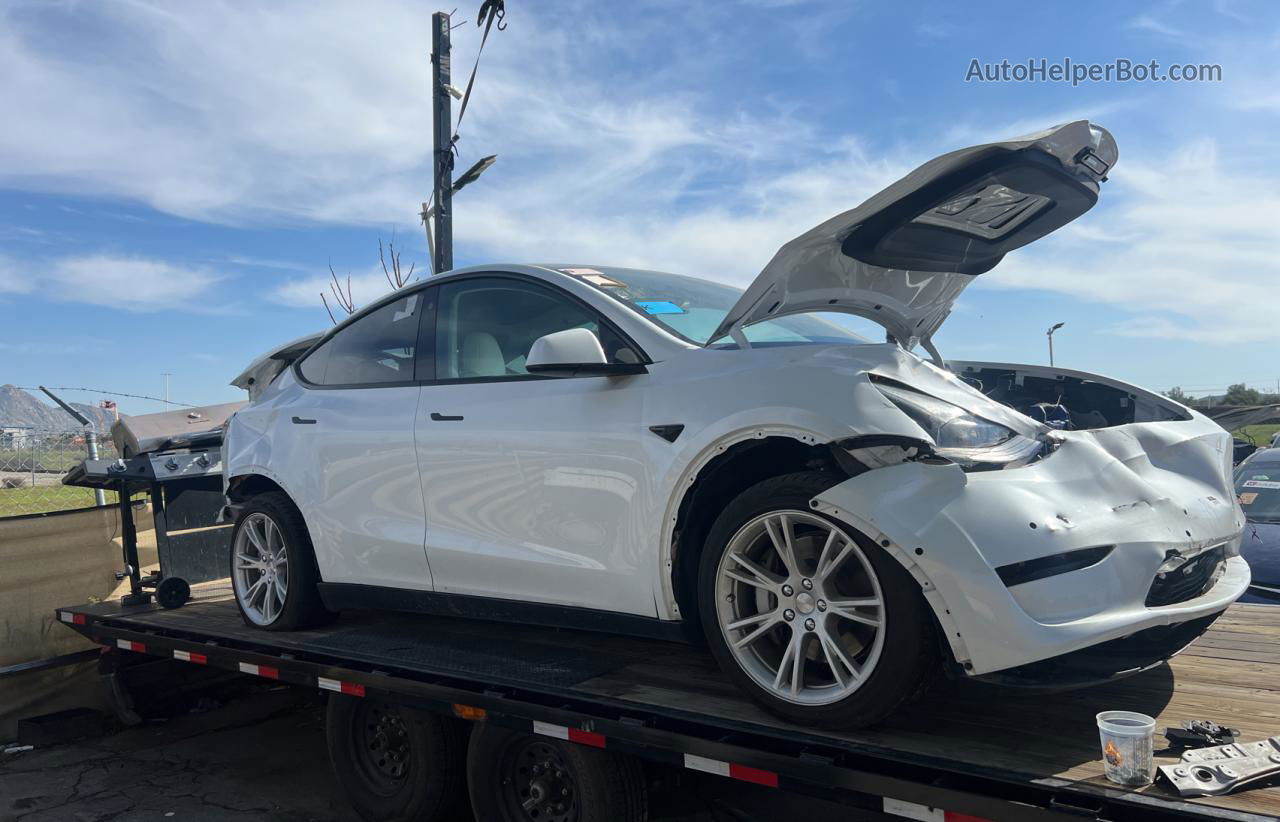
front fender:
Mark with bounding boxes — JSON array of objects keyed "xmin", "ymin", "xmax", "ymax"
[{"xmin": 812, "ymin": 419, "xmax": 1247, "ymax": 676}]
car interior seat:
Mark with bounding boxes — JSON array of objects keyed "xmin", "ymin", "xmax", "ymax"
[{"xmin": 460, "ymin": 331, "xmax": 506, "ymax": 377}]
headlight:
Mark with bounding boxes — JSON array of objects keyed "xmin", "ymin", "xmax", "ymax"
[{"xmin": 877, "ymin": 383, "xmax": 1043, "ymax": 469}]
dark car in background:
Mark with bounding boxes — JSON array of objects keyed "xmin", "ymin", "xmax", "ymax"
[{"xmin": 1235, "ymin": 448, "xmax": 1280, "ymax": 604}]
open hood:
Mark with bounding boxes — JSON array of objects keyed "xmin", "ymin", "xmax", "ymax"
[{"xmin": 712, "ymin": 120, "xmax": 1117, "ymax": 359}]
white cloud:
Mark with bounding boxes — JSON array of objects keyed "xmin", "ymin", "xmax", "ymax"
[
  {"xmin": 985, "ymin": 139, "xmax": 1280, "ymax": 343},
  {"xmin": 43, "ymin": 255, "xmax": 223, "ymax": 312},
  {"xmin": 1126, "ymin": 15, "xmax": 1186, "ymax": 39},
  {"xmin": 0, "ymin": 256, "xmax": 35, "ymax": 294},
  {"xmin": 2, "ymin": 1, "xmax": 1279, "ymax": 349}
]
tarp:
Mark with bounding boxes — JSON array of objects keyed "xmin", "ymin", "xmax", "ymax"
[{"xmin": 0, "ymin": 505, "xmax": 156, "ymax": 741}]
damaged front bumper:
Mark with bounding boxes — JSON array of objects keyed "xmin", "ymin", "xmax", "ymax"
[{"xmin": 812, "ymin": 418, "xmax": 1249, "ymax": 678}]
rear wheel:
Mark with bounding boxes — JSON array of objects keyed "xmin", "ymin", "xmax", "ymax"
[
  {"xmin": 466, "ymin": 724, "xmax": 647, "ymax": 822},
  {"xmin": 327, "ymin": 695, "xmax": 468, "ymax": 822},
  {"xmin": 229, "ymin": 492, "xmax": 329, "ymax": 630},
  {"xmin": 698, "ymin": 471, "xmax": 937, "ymax": 728}
]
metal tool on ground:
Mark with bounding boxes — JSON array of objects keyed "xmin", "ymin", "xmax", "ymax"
[
  {"xmin": 1160, "ymin": 735, "xmax": 1280, "ymax": 797},
  {"xmin": 1166, "ymin": 719, "xmax": 1241, "ymax": 751}
]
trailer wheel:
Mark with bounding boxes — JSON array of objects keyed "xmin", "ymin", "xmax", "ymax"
[
  {"xmin": 326, "ymin": 694, "xmax": 467, "ymax": 822},
  {"xmin": 467, "ymin": 724, "xmax": 647, "ymax": 822}
]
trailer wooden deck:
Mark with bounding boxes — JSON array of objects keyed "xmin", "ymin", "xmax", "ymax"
[{"xmin": 67, "ymin": 588, "xmax": 1280, "ymax": 820}]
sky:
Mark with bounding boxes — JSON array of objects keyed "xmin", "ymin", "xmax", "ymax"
[{"xmin": 1, "ymin": 0, "xmax": 1278, "ymax": 414}]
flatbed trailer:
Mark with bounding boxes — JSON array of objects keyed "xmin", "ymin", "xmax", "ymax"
[{"xmin": 57, "ymin": 587, "xmax": 1280, "ymax": 821}]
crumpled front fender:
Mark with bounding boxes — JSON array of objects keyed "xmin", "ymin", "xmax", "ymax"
[{"xmin": 812, "ymin": 418, "xmax": 1248, "ymax": 675}]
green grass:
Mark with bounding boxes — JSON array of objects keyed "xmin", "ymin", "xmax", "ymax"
[
  {"xmin": 0, "ymin": 484, "xmax": 116, "ymax": 518},
  {"xmin": 1233, "ymin": 424, "xmax": 1280, "ymax": 448},
  {"xmin": 0, "ymin": 447, "xmax": 96, "ymax": 474}
]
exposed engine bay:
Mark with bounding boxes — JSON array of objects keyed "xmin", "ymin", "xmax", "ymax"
[{"xmin": 951, "ymin": 362, "xmax": 1191, "ymax": 431}]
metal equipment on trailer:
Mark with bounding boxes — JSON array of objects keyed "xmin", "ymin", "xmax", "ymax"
[
  {"xmin": 61, "ymin": 403, "xmax": 241, "ymax": 608},
  {"xmin": 55, "ymin": 586, "xmax": 1280, "ymax": 822}
]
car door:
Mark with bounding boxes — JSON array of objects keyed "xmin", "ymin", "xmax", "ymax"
[
  {"xmin": 284, "ymin": 288, "xmax": 434, "ymax": 591},
  {"xmin": 414, "ymin": 274, "xmax": 658, "ymax": 616}
]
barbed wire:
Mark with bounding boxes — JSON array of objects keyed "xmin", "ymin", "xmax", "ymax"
[{"xmin": 15, "ymin": 386, "xmax": 196, "ymax": 408}]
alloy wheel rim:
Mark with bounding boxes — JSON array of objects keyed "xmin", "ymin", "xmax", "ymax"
[
  {"xmin": 233, "ymin": 512, "xmax": 289, "ymax": 625},
  {"xmin": 715, "ymin": 510, "xmax": 885, "ymax": 706}
]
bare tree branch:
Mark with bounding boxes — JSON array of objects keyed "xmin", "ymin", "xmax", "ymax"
[
  {"xmin": 379, "ymin": 233, "xmax": 415, "ymax": 290},
  {"xmin": 323, "ymin": 262, "xmax": 356, "ymax": 324},
  {"xmin": 320, "ymin": 238, "xmax": 419, "ymax": 322}
]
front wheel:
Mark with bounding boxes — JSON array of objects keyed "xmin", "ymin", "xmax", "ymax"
[
  {"xmin": 229, "ymin": 492, "xmax": 329, "ymax": 630},
  {"xmin": 698, "ymin": 471, "xmax": 938, "ymax": 728}
]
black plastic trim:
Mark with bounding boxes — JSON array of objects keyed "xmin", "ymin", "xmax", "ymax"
[
  {"xmin": 315, "ymin": 583, "xmax": 687, "ymax": 643},
  {"xmin": 649, "ymin": 424, "xmax": 685, "ymax": 443},
  {"xmin": 995, "ymin": 545, "xmax": 1114, "ymax": 588}
]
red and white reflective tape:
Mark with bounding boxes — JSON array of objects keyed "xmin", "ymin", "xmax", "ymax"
[
  {"xmin": 116, "ymin": 639, "xmax": 146, "ymax": 653},
  {"xmin": 318, "ymin": 677, "xmax": 365, "ymax": 697},
  {"xmin": 682, "ymin": 753, "xmax": 778, "ymax": 788},
  {"xmin": 883, "ymin": 798, "xmax": 991, "ymax": 822},
  {"xmin": 238, "ymin": 661, "xmax": 279, "ymax": 679},
  {"xmin": 533, "ymin": 720, "xmax": 606, "ymax": 749},
  {"xmin": 173, "ymin": 649, "xmax": 207, "ymax": 665},
  {"xmin": 59, "ymin": 611, "xmax": 86, "ymax": 625}
]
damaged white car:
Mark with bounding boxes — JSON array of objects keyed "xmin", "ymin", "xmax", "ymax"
[{"xmin": 224, "ymin": 120, "xmax": 1248, "ymax": 728}]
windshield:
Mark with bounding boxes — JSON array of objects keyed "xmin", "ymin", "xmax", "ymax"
[
  {"xmin": 571, "ymin": 267, "xmax": 872, "ymax": 347},
  {"xmin": 1236, "ymin": 462, "xmax": 1280, "ymax": 523}
]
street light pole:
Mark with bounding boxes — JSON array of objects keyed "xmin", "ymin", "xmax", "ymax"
[
  {"xmin": 1046, "ymin": 322, "xmax": 1065, "ymax": 367},
  {"xmin": 431, "ymin": 11, "xmax": 453, "ymax": 275}
]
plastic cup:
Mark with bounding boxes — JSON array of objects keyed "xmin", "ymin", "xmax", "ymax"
[{"xmin": 1096, "ymin": 711, "xmax": 1155, "ymax": 787}]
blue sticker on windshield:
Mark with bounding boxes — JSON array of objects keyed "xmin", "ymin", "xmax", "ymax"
[{"xmin": 635, "ymin": 300, "xmax": 685, "ymax": 315}]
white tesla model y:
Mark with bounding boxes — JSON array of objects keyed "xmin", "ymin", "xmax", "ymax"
[{"xmin": 224, "ymin": 121, "xmax": 1248, "ymax": 727}]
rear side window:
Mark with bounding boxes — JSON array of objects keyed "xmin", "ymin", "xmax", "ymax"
[{"xmin": 298, "ymin": 291, "xmax": 424, "ymax": 386}]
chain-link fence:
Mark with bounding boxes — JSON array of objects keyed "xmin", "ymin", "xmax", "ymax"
[{"xmin": 0, "ymin": 425, "xmax": 118, "ymax": 518}]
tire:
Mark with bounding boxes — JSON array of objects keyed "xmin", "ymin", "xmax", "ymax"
[
  {"xmin": 228, "ymin": 491, "xmax": 329, "ymax": 630},
  {"xmin": 466, "ymin": 724, "xmax": 647, "ymax": 822},
  {"xmin": 326, "ymin": 694, "xmax": 468, "ymax": 822},
  {"xmin": 697, "ymin": 471, "xmax": 937, "ymax": 729}
]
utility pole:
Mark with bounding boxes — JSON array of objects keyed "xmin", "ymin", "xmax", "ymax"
[
  {"xmin": 39, "ymin": 386, "xmax": 105, "ymax": 507},
  {"xmin": 1046, "ymin": 322, "xmax": 1064, "ymax": 367},
  {"xmin": 161, "ymin": 372, "xmax": 173, "ymax": 407},
  {"xmin": 431, "ymin": 11, "xmax": 453, "ymax": 275}
]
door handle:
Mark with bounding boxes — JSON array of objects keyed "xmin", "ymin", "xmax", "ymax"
[
  {"xmin": 430, "ymin": 412, "xmax": 464, "ymax": 421},
  {"xmin": 291, "ymin": 416, "xmax": 317, "ymax": 425}
]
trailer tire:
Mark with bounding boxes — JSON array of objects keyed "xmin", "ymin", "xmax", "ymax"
[
  {"xmin": 326, "ymin": 694, "xmax": 468, "ymax": 822},
  {"xmin": 466, "ymin": 724, "xmax": 647, "ymax": 822},
  {"xmin": 698, "ymin": 471, "xmax": 938, "ymax": 729},
  {"xmin": 229, "ymin": 491, "xmax": 329, "ymax": 630}
]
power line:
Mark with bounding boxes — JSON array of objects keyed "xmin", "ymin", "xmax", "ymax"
[{"xmin": 17, "ymin": 386, "xmax": 196, "ymax": 408}]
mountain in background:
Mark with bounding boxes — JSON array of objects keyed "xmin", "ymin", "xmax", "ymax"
[{"xmin": 0, "ymin": 384, "xmax": 116, "ymax": 431}]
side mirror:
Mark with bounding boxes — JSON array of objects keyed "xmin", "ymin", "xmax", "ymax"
[{"xmin": 526, "ymin": 328, "xmax": 646, "ymax": 377}]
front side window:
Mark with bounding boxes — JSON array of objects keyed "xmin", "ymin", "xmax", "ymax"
[
  {"xmin": 435, "ymin": 277, "xmax": 638, "ymax": 380},
  {"xmin": 298, "ymin": 291, "xmax": 424, "ymax": 386}
]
